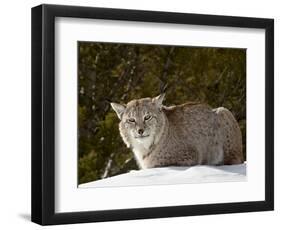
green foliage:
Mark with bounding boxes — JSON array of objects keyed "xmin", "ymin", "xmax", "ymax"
[{"xmin": 78, "ymin": 42, "xmax": 246, "ymax": 184}]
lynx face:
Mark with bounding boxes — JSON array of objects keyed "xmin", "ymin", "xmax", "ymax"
[{"xmin": 111, "ymin": 94, "xmax": 166, "ymax": 149}]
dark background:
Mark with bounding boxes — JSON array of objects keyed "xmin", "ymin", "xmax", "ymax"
[{"xmin": 78, "ymin": 42, "xmax": 246, "ymax": 185}]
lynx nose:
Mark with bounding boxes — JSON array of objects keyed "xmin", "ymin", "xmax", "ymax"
[{"xmin": 138, "ymin": 129, "xmax": 144, "ymax": 135}]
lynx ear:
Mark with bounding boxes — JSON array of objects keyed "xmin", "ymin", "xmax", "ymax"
[
  {"xmin": 152, "ymin": 93, "xmax": 165, "ymax": 108},
  {"xmin": 110, "ymin": 103, "xmax": 126, "ymax": 119}
]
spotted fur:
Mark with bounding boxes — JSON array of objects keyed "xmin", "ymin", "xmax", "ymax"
[{"xmin": 111, "ymin": 94, "xmax": 243, "ymax": 169}]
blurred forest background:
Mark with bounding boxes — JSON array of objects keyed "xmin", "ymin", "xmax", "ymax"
[{"xmin": 78, "ymin": 42, "xmax": 246, "ymax": 185}]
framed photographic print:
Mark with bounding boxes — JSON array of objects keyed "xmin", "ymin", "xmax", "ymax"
[{"xmin": 31, "ymin": 4, "xmax": 274, "ymax": 225}]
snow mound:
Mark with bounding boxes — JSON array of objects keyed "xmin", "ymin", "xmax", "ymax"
[{"xmin": 79, "ymin": 163, "xmax": 246, "ymax": 188}]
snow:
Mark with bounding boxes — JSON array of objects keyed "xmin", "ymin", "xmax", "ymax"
[{"xmin": 79, "ymin": 163, "xmax": 246, "ymax": 188}]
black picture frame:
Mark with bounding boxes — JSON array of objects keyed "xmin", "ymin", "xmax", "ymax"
[{"xmin": 31, "ymin": 4, "xmax": 274, "ymax": 225}]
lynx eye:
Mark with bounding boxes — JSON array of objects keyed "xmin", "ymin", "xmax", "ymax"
[
  {"xmin": 128, "ymin": 118, "xmax": 135, "ymax": 123},
  {"xmin": 144, "ymin": 115, "xmax": 152, "ymax": 121}
]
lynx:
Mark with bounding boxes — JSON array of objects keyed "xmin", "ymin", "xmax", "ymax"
[{"xmin": 111, "ymin": 94, "xmax": 244, "ymax": 169}]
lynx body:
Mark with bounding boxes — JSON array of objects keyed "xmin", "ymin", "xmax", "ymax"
[{"xmin": 111, "ymin": 94, "xmax": 243, "ymax": 169}]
